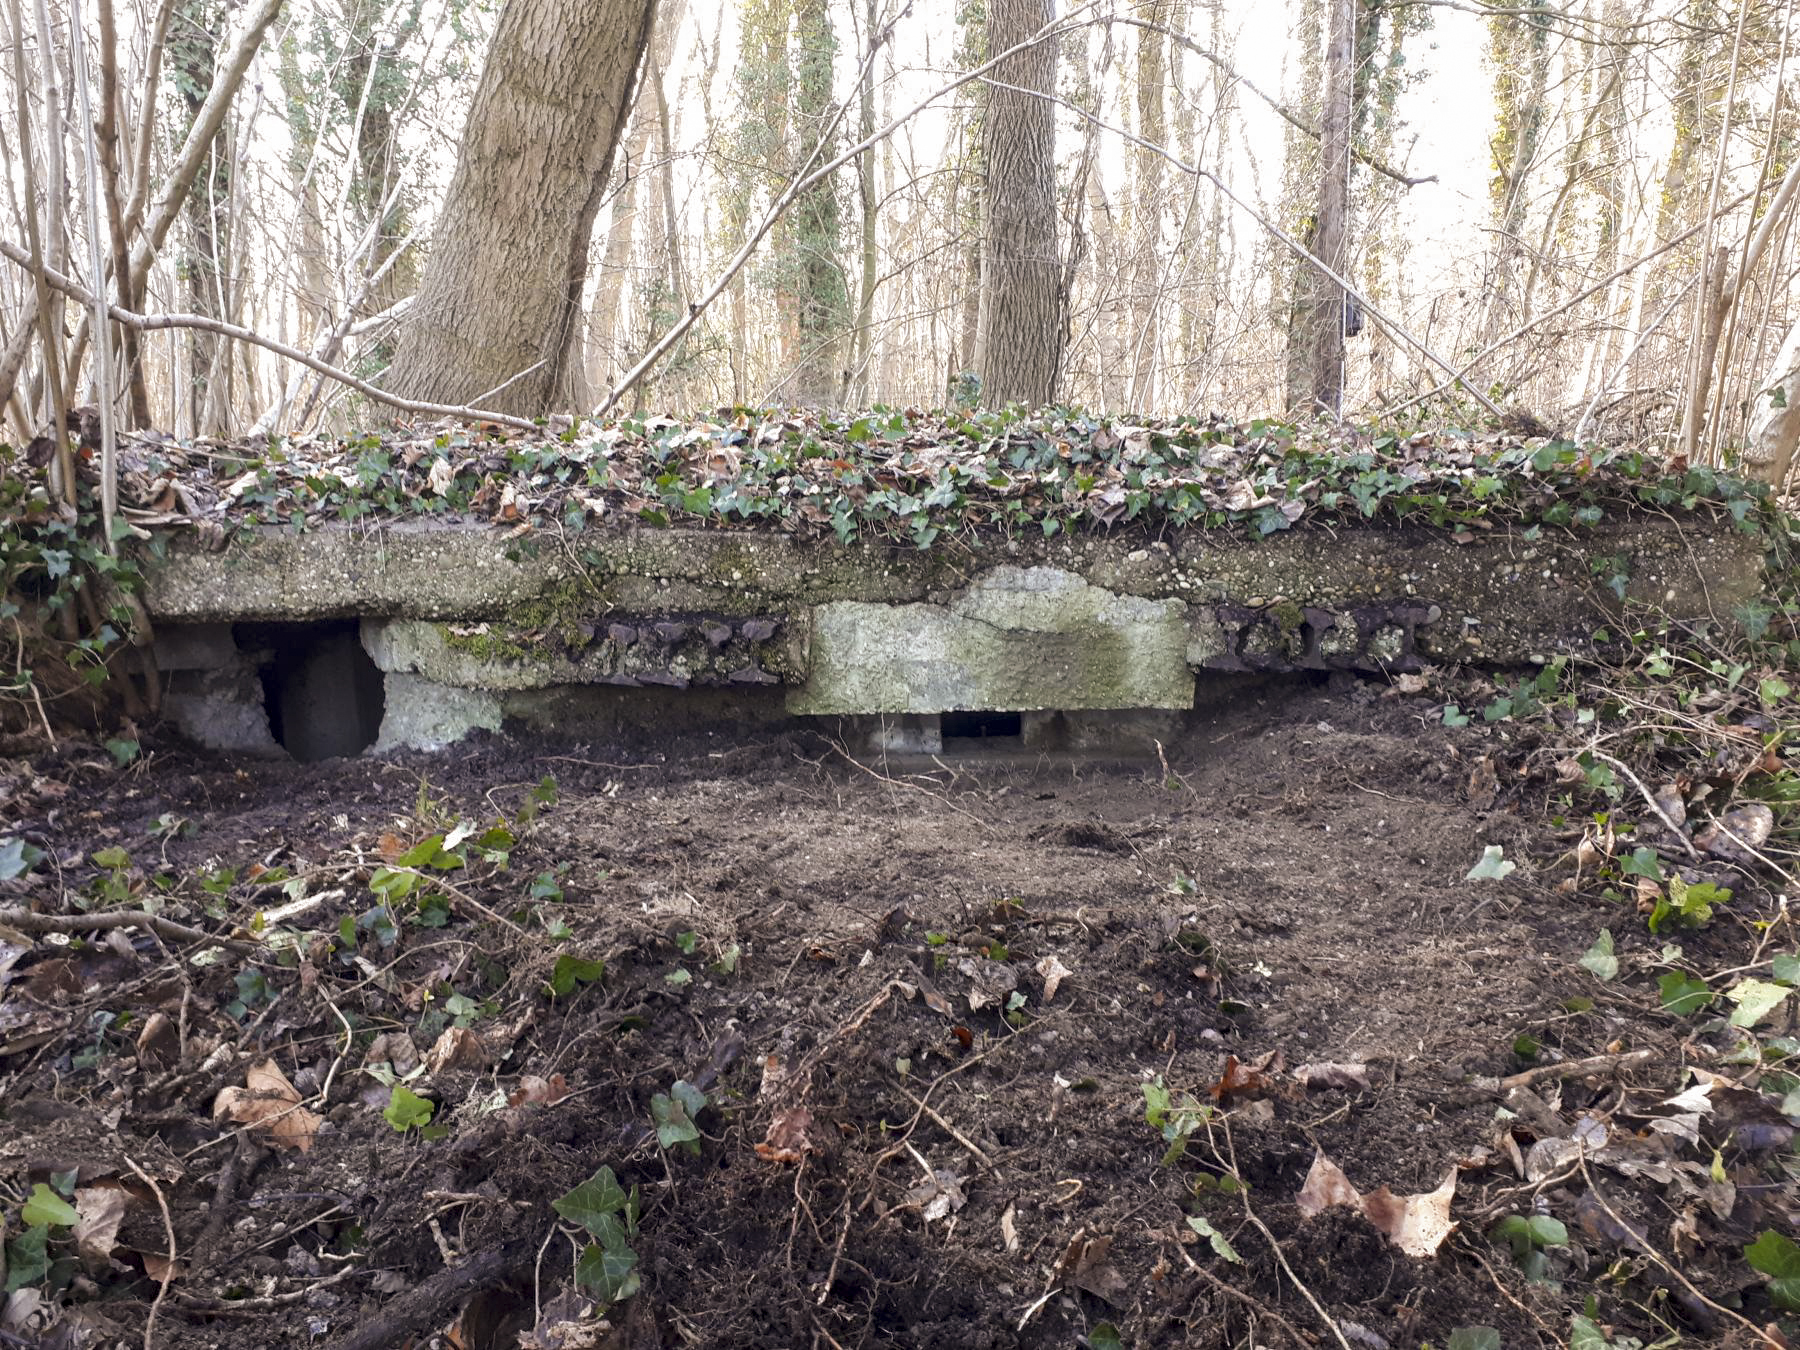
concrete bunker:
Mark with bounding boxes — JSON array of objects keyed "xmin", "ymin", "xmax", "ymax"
[
  {"xmin": 239, "ymin": 621, "xmax": 386, "ymax": 761},
  {"xmin": 133, "ymin": 515, "xmax": 1764, "ymax": 758}
]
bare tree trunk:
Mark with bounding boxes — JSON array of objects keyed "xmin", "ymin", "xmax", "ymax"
[
  {"xmin": 974, "ymin": 0, "xmax": 1059, "ymax": 409},
  {"xmin": 1128, "ymin": 4, "xmax": 1167, "ymax": 410},
  {"xmin": 847, "ymin": 0, "xmax": 878, "ymax": 405},
  {"xmin": 95, "ymin": 0, "xmax": 150, "ymax": 427},
  {"xmin": 1307, "ymin": 0, "xmax": 1352, "ymax": 413},
  {"xmin": 385, "ymin": 0, "xmax": 657, "ymax": 415}
]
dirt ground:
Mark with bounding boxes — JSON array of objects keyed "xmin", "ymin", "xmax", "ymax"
[{"xmin": 1, "ymin": 674, "xmax": 1795, "ymax": 1350}]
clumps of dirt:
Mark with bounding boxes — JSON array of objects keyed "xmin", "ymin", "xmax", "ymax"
[{"xmin": 0, "ymin": 675, "xmax": 1795, "ymax": 1350}]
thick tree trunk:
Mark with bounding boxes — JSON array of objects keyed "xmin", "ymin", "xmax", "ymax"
[
  {"xmin": 974, "ymin": 0, "xmax": 1060, "ymax": 409},
  {"xmin": 385, "ymin": 0, "xmax": 656, "ymax": 416}
]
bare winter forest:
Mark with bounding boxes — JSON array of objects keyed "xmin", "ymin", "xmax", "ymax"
[{"xmin": 4, "ymin": 0, "xmax": 1800, "ymax": 488}]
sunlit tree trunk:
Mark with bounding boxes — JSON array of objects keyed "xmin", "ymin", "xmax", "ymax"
[
  {"xmin": 385, "ymin": 0, "xmax": 656, "ymax": 415},
  {"xmin": 975, "ymin": 0, "xmax": 1060, "ymax": 408}
]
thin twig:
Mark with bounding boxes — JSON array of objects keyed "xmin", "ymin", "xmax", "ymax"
[
  {"xmin": 1585, "ymin": 748, "xmax": 1700, "ymax": 859},
  {"xmin": 122, "ymin": 1154, "xmax": 176, "ymax": 1350},
  {"xmin": 827, "ymin": 740, "xmax": 992, "ymax": 833},
  {"xmin": 898, "ymin": 1086, "xmax": 997, "ymax": 1172},
  {"xmin": 0, "ymin": 905, "xmax": 259, "ymax": 955},
  {"xmin": 1168, "ymin": 1232, "xmax": 1312, "ymax": 1348},
  {"xmin": 1498, "ymin": 1047, "xmax": 1656, "ymax": 1091},
  {"xmin": 1576, "ymin": 1152, "xmax": 1780, "ymax": 1346},
  {"xmin": 1224, "ymin": 1120, "xmax": 1352, "ymax": 1350}
]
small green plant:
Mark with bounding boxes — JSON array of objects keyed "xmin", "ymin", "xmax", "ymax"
[
  {"xmin": 650, "ymin": 1081, "xmax": 707, "ymax": 1154},
  {"xmin": 1143, "ymin": 1076, "xmax": 1213, "ymax": 1164},
  {"xmin": 1491, "ymin": 1213, "xmax": 1567, "ymax": 1281},
  {"xmin": 1578, "ymin": 929, "xmax": 1618, "ymax": 980},
  {"xmin": 383, "ymin": 1085, "xmax": 436, "ymax": 1133},
  {"xmin": 5, "ymin": 1175, "xmax": 78, "ymax": 1292},
  {"xmin": 546, "ymin": 954, "xmax": 605, "ymax": 998},
  {"xmin": 1744, "ymin": 1229, "xmax": 1800, "ymax": 1310},
  {"xmin": 1648, "ymin": 876, "xmax": 1729, "ymax": 933},
  {"xmin": 1187, "ymin": 1215, "xmax": 1241, "ymax": 1263},
  {"xmin": 553, "ymin": 1166, "xmax": 641, "ymax": 1305}
]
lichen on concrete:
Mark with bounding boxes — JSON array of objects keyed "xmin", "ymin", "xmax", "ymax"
[{"xmin": 786, "ymin": 566, "xmax": 1194, "ymax": 715}]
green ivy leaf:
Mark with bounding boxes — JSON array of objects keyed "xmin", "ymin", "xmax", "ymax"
[
  {"xmin": 1619, "ymin": 847, "xmax": 1663, "ymax": 881},
  {"xmin": 1445, "ymin": 1329, "xmax": 1502, "ymax": 1350},
  {"xmin": 1658, "ymin": 971, "xmax": 1712, "ymax": 1016},
  {"xmin": 3, "ymin": 1225, "xmax": 48, "ymax": 1292},
  {"xmin": 1087, "ymin": 1323, "xmax": 1124, "ymax": 1350},
  {"xmin": 1442, "ymin": 705, "xmax": 1471, "ymax": 727},
  {"xmin": 1578, "ymin": 930, "xmax": 1618, "ymax": 981},
  {"xmin": 1771, "ymin": 952, "xmax": 1799, "ymax": 986},
  {"xmin": 1187, "ymin": 1215, "xmax": 1243, "ymax": 1264},
  {"xmin": 574, "ymin": 1235, "xmax": 639, "ymax": 1304},
  {"xmin": 1745, "ymin": 1229, "xmax": 1800, "ymax": 1310},
  {"xmin": 553, "ymin": 1167, "xmax": 629, "ymax": 1234},
  {"xmin": 1466, "ymin": 845, "xmax": 1515, "ymax": 881},
  {"xmin": 21, "ymin": 1183, "xmax": 79, "ymax": 1228},
  {"xmin": 0, "ymin": 836, "xmax": 43, "ymax": 881},
  {"xmin": 383, "ymin": 1085, "xmax": 435, "ymax": 1132},
  {"xmin": 1727, "ymin": 978, "xmax": 1792, "ymax": 1028},
  {"xmin": 546, "ymin": 954, "xmax": 606, "ymax": 997},
  {"xmin": 651, "ymin": 1081, "xmax": 704, "ymax": 1153}
]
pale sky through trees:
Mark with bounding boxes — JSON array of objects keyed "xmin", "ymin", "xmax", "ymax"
[{"xmin": 3, "ymin": 0, "xmax": 1795, "ymax": 465}]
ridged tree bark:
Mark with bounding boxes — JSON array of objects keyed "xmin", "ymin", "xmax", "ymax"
[
  {"xmin": 385, "ymin": 0, "xmax": 656, "ymax": 415},
  {"xmin": 974, "ymin": 0, "xmax": 1060, "ymax": 409},
  {"xmin": 1128, "ymin": 6, "xmax": 1167, "ymax": 409}
]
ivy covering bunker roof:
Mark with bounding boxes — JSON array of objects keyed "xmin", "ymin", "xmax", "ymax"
[{"xmin": 76, "ymin": 406, "xmax": 1784, "ymax": 550}]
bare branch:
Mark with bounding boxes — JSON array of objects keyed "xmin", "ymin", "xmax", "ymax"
[
  {"xmin": 0, "ymin": 240, "xmax": 539, "ymax": 432},
  {"xmin": 984, "ymin": 76, "xmax": 1505, "ymax": 419}
]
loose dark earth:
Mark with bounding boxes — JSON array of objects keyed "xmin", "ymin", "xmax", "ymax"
[{"xmin": 2, "ymin": 674, "xmax": 1796, "ymax": 1350}]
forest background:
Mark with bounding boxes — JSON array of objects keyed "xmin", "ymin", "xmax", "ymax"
[{"xmin": 4, "ymin": 0, "xmax": 1800, "ymax": 491}]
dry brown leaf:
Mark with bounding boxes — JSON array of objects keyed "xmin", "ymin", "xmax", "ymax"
[
  {"xmin": 135, "ymin": 1012, "xmax": 179, "ymax": 1071},
  {"xmin": 755, "ymin": 1106, "xmax": 817, "ymax": 1164},
  {"xmin": 427, "ymin": 457, "xmax": 455, "ymax": 496},
  {"xmin": 1297, "ymin": 1152, "xmax": 1457, "ymax": 1257},
  {"xmin": 1063, "ymin": 1231, "xmax": 1128, "ymax": 1302},
  {"xmin": 140, "ymin": 1250, "xmax": 187, "ymax": 1283},
  {"xmin": 1363, "ymin": 1170, "xmax": 1457, "ymax": 1257},
  {"xmin": 72, "ymin": 1183, "xmax": 131, "ymax": 1272},
  {"xmin": 1035, "ymin": 954, "xmax": 1072, "ymax": 1003},
  {"xmin": 1296, "ymin": 1152, "xmax": 1362, "ymax": 1217},
  {"xmin": 507, "ymin": 1073, "xmax": 569, "ymax": 1108},
  {"xmin": 212, "ymin": 1058, "xmax": 321, "ymax": 1153},
  {"xmin": 1211, "ymin": 1050, "xmax": 1283, "ymax": 1103},
  {"xmin": 424, "ymin": 1026, "xmax": 488, "ymax": 1075}
]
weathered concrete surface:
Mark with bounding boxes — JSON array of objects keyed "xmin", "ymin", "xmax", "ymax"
[
  {"xmin": 787, "ymin": 567, "xmax": 1192, "ymax": 714},
  {"xmin": 361, "ymin": 614, "xmax": 804, "ymax": 691},
  {"xmin": 134, "ymin": 515, "xmax": 1768, "ymax": 745}
]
